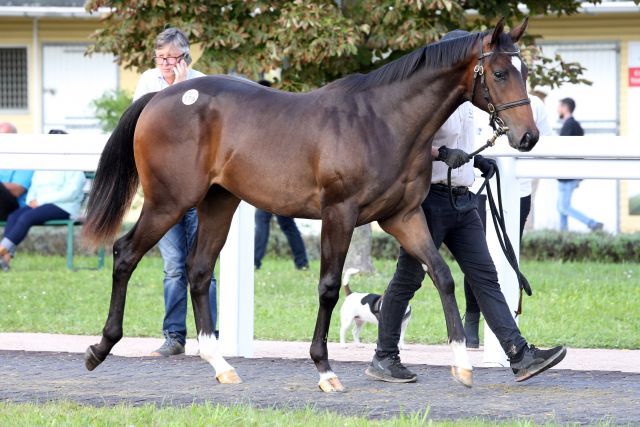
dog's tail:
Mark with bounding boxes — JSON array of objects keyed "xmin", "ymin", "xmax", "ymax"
[{"xmin": 341, "ymin": 268, "xmax": 360, "ymax": 296}]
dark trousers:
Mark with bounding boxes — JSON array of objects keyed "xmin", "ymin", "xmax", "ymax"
[
  {"xmin": 254, "ymin": 209, "xmax": 308, "ymax": 269},
  {"xmin": 464, "ymin": 194, "xmax": 530, "ymax": 314},
  {"xmin": 0, "ymin": 184, "xmax": 19, "ymax": 221},
  {"xmin": 3, "ymin": 204, "xmax": 69, "ymax": 246},
  {"xmin": 377, "ymin": 187, "xmax": 527, "ymax": 357}
]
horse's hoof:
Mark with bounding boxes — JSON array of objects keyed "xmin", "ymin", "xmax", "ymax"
[
  {"xmin": 451, "ymin": 366, "xmax": 473, "ymax": 388},
  {"xmin": 84, "ymin": 345, "xmax": 104, "ymax": 371},
  {"xmin": 318, "ymin": 377, "xmax": 345, "ymax": 393},
  {"xmin": 216, "ymin": 369, "xmax": 242, "ymax": 384}
]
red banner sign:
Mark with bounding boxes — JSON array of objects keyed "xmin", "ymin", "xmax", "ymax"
[{"xmin": 630, "ymin": 67, "xmax": 640, "ymax": 87}]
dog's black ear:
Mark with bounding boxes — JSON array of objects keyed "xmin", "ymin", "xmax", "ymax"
[{"xmin": 490, "ymin": 17, "xmax": 506, "ymax": 46}]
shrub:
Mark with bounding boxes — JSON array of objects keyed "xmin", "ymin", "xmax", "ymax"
[
  {"xmin": 91, "ymin": 89, "xmax": 133, "ymax": 132},
  {"xmin": 521, "ymin": 230, "xmax": 640, "ymax": 262}
]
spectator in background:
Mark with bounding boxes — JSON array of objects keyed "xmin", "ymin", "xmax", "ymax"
[
  {"xmin": 133, "ymin": 27, "xmax": 217, "ymax": 357},
  {"xmin": 0, "ymin": 130, "xmax": 86, "ymax": 272},
  {"xmin": 253, "ymin": 79, "xmax": 310, "ymax": 271},
  {"xmin": 0, "ymin": 123, "xmax": 34, "ymax": 221},
  {"xmin": 556, "ymin": 97, "xmax": 603, "ymax": 232}
]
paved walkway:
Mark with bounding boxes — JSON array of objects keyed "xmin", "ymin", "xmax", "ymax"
[
  {"xmin": 2, "ymin": 332, "xmax": 639, "ymax": 372},
  {"xmin": 1, "ymin": 333, "xmax": 639, "ymax": 424}
]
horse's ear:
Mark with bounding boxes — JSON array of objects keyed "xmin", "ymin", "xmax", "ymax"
[
  {"xmin": 508, "ymin": 17, "xmax": 529, "ymax": 43},
  {"xmin": 490, "ymin": 17, "xmax": 506, "ymax": 46}
]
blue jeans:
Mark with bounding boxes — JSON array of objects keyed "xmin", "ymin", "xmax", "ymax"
[
  {"xmin": 158, "ymin": 207, "xmax": 217, "ymax": 345},
  {"xmin": 254, "ymin": 209, "xmax": 308, "ymax": 269},
  {"xmin": 2, "ymin": 204, "xmax": 69, "ymax": 254},
  {"xmin": 557, "ymin": 180, "xmax": 598, "ymax": 231}
]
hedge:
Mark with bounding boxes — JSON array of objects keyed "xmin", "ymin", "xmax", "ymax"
[
  {"xmin": 266, "ymin": 229, "xmax": 640, "ymax": 264},
  {"xmin": 5, "ymin": 226, "xmax": 640, "ymax": 264}
]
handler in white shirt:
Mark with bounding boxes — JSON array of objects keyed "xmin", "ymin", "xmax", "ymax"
[
  {"xmin": 464, "ymin": 94, "xmax": 553, "ymax": 348},
  {"xmin": 371, "ymin": 98, "xmax": 566, "ymax": 383}
]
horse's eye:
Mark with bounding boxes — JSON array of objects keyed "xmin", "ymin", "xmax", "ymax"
[{"xmin": 493, "ymin": 71, "xmax": 505, "ymax": 80}]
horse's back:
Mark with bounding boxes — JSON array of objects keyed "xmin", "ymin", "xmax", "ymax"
[{"xmin": 133, "ymin": 75, "xmax": 425, "ymax": 221}]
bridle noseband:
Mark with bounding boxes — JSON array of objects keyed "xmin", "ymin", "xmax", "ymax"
[{"xmin": 469, "ymin": 41, "xmax": 531, "ymax": 138}]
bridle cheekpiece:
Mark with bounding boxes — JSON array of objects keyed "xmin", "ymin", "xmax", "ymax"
[{"xmin": 469, "ymin": 40, "xmax": 531, "ymax": 145}]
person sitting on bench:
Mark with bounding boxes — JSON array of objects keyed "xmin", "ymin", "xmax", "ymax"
[
  {"xmin": 0, "ymin": 130, "xmax": 86, "ymax": 272},
  {"xmin": 0, "ymin": 122, "xmax": 34, "ymax": 221}
]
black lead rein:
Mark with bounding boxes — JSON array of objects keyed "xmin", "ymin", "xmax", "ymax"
[{"xmin": 446, "ymin": 151, "xmax": 532, "ymax": 317}]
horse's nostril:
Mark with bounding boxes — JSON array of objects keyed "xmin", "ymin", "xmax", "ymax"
[{"xmin": 520, "ymin": 132, "xmax": 538, "ymax": 148}]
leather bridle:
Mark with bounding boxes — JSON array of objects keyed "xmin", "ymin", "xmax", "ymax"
[{"xmin": 469, "ymin": 41, "xmax": 531, "ymax": 135}]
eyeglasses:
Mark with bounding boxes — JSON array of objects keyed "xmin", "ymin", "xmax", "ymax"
[{"xmin": 153, "ymin": 55, "xmax": 184, "ymax": 65}]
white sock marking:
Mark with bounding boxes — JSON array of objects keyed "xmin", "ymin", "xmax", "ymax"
[
  {"xmin": 451, "ymin": 340, "xmax": 473, "ymax": 370},
  {"xmin": 198, "ymin": 332, "xmax": 234, "ymax": 375},
  {"xmin": 319, "ymin": 370, "xmax": 337, "ymax": 381}
]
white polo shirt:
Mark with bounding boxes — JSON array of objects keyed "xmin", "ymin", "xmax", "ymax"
[
  {"xmin": 431, "ymin": 102, "xmax": 476, "ymax": 188},
  {"xmin": 133, "ymin": 67, "xmax": 205, "ymax": 101}
]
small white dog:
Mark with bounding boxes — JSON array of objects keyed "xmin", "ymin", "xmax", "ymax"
[{"xmin": 339, "ymin": 268, "xmax": 411, "ymax": 349}]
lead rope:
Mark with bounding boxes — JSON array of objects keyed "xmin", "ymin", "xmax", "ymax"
[
  {"xmin": 483, "ymin": 165, "xmax": 532, "ymax": 317},
  {"xmin": 445, "ymin": 125, "xmax": 532, "ymax": 316}
]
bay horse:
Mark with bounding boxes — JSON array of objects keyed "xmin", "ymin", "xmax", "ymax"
[{"xmin": 83, "ymin": 18, "xmax": 538, "ymax": 392}]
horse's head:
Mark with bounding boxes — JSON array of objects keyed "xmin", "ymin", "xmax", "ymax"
[{"xmin": 469, "ymin": 18, "xmax": 538, "ymax": 152}]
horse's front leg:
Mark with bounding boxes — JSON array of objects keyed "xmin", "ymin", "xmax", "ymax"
[
  {"xmin": 186, "ymin": 187, "xmax": 241, "ymax": 384},
  {"xmin": 380, "ymin": 208, "xmax": 473, "ymax": 387},
  {"xmin": 310, "ymin": 202, "xmax": 357, "ymax": 392}
]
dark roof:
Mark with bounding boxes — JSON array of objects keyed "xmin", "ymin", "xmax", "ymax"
[{"xmin": 0, "ymin": 0, "xmax": 86, "ymax": 6}]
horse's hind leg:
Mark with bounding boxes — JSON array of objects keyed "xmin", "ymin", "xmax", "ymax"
[
  {"xmin": 379, "ymin": 209, "xmax": 472, "ymax": 387},
  {"xmin": 85, "ymin": 208, "xmax": 183, "ymax": 370},
  {"xmin": 185, "ymin": 185, "xmax": 241, "ymax": 384},
  {"xmin": 310, "ymin": 203, "xmax": 357, "ymax": 392}
]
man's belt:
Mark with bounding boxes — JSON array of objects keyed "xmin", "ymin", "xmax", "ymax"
[{"xmin": 431, "ymin": 183, "xmax": 469, "ymax": 196}]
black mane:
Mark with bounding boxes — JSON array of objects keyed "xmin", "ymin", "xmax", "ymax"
[{"xmin": 328, "ymin": 31, "xmax": 504, "ymax": 93}]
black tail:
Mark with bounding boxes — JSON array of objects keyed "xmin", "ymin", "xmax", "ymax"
[{"xmin": 83, "ymin": 92, "xmax": 157, "ymax": 246}]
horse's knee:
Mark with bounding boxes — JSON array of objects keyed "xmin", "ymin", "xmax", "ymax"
[
  {"xmin": 188, "ymin": 266, "xmax": 213, "ymax": 296},
  {"xmin": 318, "ymin": 277, "xmax": 340, "ymax": 307}
]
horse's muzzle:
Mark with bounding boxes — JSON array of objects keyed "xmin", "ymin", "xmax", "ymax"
[{"xmin": 518, "ymin": 131, "xmax": 538, "ymax": 152}]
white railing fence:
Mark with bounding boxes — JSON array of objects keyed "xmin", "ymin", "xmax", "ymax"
[
  {"xmin": 0, "ymin": 133, "xmax": 254, "ymax": 357},
  {"xmin": 1, "ymin": 134, "xmax": 639, "ymax": 364},
  {"xmin": 479, "ymin": 135, "xmax": 640, "ymax": 366}
]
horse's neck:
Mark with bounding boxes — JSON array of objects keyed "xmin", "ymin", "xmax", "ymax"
[{"xmin": 377, "ymin": 64, "xmax": 470, "ymax": 149}]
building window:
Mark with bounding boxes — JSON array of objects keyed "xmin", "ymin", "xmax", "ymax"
[{"xmin": 0, "ymin": 47, "xmax": 28, "ymax": 110}]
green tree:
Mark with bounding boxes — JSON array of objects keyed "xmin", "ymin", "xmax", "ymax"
[
  {"xmin": 91, "ymin": 89, "xmax": 133, "ymax": 132},
  {"xmin": 84, "ymin": 0, "xmax": 623, "ymax": 91}
]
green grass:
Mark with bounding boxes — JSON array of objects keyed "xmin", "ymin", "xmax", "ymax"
[
  {"xmin": 0, "ymin": 401, "xmax": 564, "ymax": 426},
  {"xmin": 0, "ymin": 254, "xmax": 638, "ymax": 349}
]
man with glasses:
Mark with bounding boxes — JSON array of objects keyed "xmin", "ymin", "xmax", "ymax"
[{"xmin": 133, "ymin": 27, "xmax": 217, "ymax": 357}]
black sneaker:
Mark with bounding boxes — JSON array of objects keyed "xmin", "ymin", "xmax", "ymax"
[
  {"xmin": 365, "ymin": 353, "xmax": 417, "ymax": 383},
  {"xmin": 150, "ymin": 331, "xmax": 185, "ymax": 357},
  {"xmin": 510, "ymin": 345, "xmax": 567, "ymax": 382}
]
